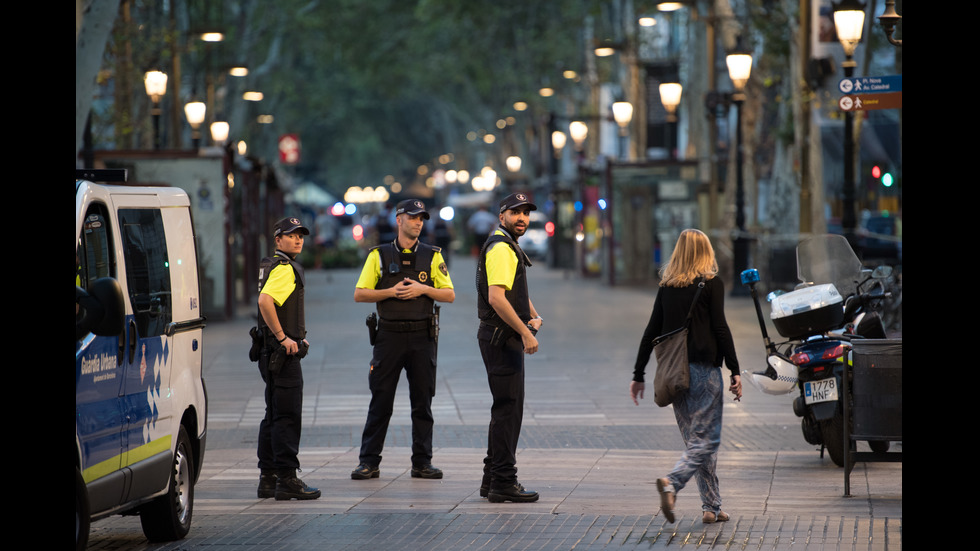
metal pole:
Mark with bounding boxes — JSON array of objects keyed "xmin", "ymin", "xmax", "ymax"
[
  {"xmin": 152, "ymin": 102, "xmax": 162, "ymax": 150},
  {"xmin": 842, "ymin": 61, "xmax": 857, "ymax": 250},
  {"xmin": 732, "ymin": 97, "xmax": 749, "ymax": 295}
]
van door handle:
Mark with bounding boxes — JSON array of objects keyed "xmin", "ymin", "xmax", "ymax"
[
  {"xmin": 128, "ymin": 319, "xmax": 138, "ymax": 365},
  {"xmin": 117, "ymin": 331, "xmax": 125, "ymax": 366}
]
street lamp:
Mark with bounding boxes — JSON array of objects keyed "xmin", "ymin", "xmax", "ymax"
[
  {"xmin": 659, "ymin": 83, "xmax": 682, "ymax": 122},
  {"xmin": 594, "ymin": 38, "xmax": 620, "ymax": 57},
  {"xmin": 833, "ymin": 0, "xmax": 866, "ymax": 248},
  {"xmin": 552, "ymin": 130, "xmax": 567, "ymax": 158},
  {"xmin": 210, "ymin": 121, "xmax": 230, "ymax": 145},
  {"xmin": 659, "ymin": 82, "xmax": 682, "ymax": 160},
  {"xmin": 483, "ymin": 167, "xmax": 498, "ymax": 190},
  {"xmin": 612, "ymin": 101, "xmax": 633, "ymax": 132},
  {"xmin": 726, "ymin": 39, "xmax": 752, "ymax": 294},
  {"xmin": 833, "ymin": 0, "xmax": 866, "ymax": 61},
  {"xmin": 144, "ymin": 70, "xmax": 168, "ymax": 150},
  {"xmin": 184, "ymin": 101, "xmax": 206, "ymax": 149},
  {"xmin": 612, "ymin": 101, "xmax": 633, "ymax": 160},
  {"xmin": 569, "ymin": 121, "xmax": 588, "ymax": 151}
]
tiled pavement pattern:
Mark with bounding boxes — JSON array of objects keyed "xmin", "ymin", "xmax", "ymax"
[{"xmin": 86, "ymin": 257, "xmax": 901, "ymax": 550}]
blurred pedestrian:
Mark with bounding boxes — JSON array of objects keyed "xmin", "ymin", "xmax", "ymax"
[
  {"xmin": 427, "ymin": 208, "xmax": 454, "ymax": 269},
  {"xmin": 629, "ymin": 229, "xmax": 742, "ymax": 524},
  {"xmin": 476, "ymin": 193, "xmax": 543, "ymax": 503},
  {"xmin": 467, "ymin": 206, "xmax": 497, "ymax": 254},
  {"xmin": 256, "ymin": 217, "xmax": 320, "ymax": 500},
  {"xmin": 351, "ymin": 199, "xmax": 455, "ymax": 481},
  {"xmin": 374, "ymin": 202, "xmax": 396, "ymax": 245},
  {"xmin": 313, "ymin": 207, "xmax": 335, "ymax": 269}
]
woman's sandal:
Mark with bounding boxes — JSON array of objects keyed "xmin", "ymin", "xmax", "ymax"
[
  {"xmin": 703, "ymin": 511, "xmax": 730, "ymax": 524},
  {"xmin": 656, "ymin": 478, "xmax": 676, "ymax": 523}
]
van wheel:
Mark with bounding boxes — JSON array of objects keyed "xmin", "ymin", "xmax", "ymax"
[
  {"xmin": 140, "ymin": 426, "xmax": 194, "ymax": 542},
  {"xmin": 76, "ymin": 466, "xmax": 90, "ymax": 551}
]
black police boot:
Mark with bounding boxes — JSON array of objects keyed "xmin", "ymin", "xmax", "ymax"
[
  {"xmin": 488, "ymin": 482, "xmax": 539, "ymax": 503},
  {"xmin": 410, "ymin": 464, "xmax": 443, "ymax": 479},
  {"xmin": 479, "ymin": 473, "xmax": 492, "ymax": 498},
  {"xmin": 351, "ymin": 463, "xmax": 380, "ymax": 480},
  {"xmin": 257, "ymin": 471, "xmax": 277, "ymax": 499},
  {"xmin": 275, "ymin": 470, "xmax": 321, "ymax": 501}
]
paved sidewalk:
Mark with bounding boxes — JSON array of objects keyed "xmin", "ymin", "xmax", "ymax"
[{"xmin": 86, "ymin": 254, "xmax": 902, "ymax": 550}]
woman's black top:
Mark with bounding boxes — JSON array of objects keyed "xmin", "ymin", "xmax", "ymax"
[{"xmin": 633, "ymin": 276, "xmax": 740, "ymax": 382}]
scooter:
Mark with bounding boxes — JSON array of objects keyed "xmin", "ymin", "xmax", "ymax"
[{"xmin": 739, "ymin": 235, "xmax": 893, "ymax": 467}]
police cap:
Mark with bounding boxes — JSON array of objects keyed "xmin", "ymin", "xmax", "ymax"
[
  {"xmin": 273, "ymin": 217, "xmax": 310, "ymax": 237},
  {"xmin": 498, "ymin": 192, "xmax": 538, "ymax": 214},
  {"xmin": 396, "ymin": 199, "xmax": 430, "ymax": 220}
]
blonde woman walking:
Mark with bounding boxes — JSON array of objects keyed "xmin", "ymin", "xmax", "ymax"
[{"xmin": 629, "ymin": 229, "xmax": 742, "ymax": 524}]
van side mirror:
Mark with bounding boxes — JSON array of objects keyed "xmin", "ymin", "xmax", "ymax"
[{"xmin": 76, "ymin": 277, "xmax": 125, "ymax": 340}]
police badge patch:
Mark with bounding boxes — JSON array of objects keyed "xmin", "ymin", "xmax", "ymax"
[{"xmin": 439, "ymin": 262, "xmax": 448, "ymax": 276}]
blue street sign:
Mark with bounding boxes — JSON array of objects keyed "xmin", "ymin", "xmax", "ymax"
[{"xmin": 838, "ymin": 75, "xmax": 902, "ymax": 95}]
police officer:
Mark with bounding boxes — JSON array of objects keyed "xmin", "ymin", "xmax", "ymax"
[
  {"xmin": 256, "ymin": 217, "xmax": 321, "ymax": 500},
  {"xmin": 476, "ymin": 193, "xmax": 543, "ymax": 503},
  {"xmin": 352, "ymin": 199, "xmax": 455, "ymax": 480}
]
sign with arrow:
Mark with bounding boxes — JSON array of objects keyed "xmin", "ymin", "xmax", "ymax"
[
  {"xmin": 838, "ymin": 92, "xmax": 903, "ymax": 112},
  {"xmin": 838, "ymin": 75, "xmax": 902, "ymax": 95}
]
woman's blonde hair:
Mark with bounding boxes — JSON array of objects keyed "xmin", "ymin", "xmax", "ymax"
[{"xmin": 659, "ymin": 229, "xmax": 718, "ymax": 287}]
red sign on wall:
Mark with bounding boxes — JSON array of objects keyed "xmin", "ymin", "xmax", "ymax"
[{"xmin": 279, "ymin": 134, "xmax": 301, "ymax": 165}]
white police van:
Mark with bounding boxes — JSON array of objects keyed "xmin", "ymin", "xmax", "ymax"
[{"xmin": 75, "ymin": 169, "xmax": 207, "ymax": 549}]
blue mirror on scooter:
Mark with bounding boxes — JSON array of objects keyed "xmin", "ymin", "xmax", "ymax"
[
  {"xmin": 766, "ymin": 290, "xmax": 785, "ymax": 302},
  {"xmin": 872, "ymin": 265, "xmax": 893, "ymax": 278},
  {"xmin": 740, "ymin": 269, "xmax": 760, "ymax": 285}
]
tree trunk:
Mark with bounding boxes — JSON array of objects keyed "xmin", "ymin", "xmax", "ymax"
[{"xmin": 76, "ymin": 0, "xmax": 121, "ymax": 164}]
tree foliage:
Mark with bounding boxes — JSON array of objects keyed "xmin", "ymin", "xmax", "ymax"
[
  {"xmin": 81, "ymin": 0, "xmax": 598, "ymax": 192},
  {"xmin": 212, "ymin": 0, "xmax": 595, "ymax": 192}
]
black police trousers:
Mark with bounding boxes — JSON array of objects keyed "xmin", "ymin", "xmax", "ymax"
[
  {"xmin": 479, "ymin": 331, "xmax": 525, "ymax": 488},
  {"xmin": 358, "ymin": 328, "xmax": 436, "ymax": 467},
  {"xmin": 257, "ymin": 353, "xmax": 304, "ymax": 473}
]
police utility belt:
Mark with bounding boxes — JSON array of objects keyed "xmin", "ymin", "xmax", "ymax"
[
  {"xmin": 379, "ymin": 318, "xmax": 429, "ymax": 332},
  {"xmin": 248, "ymin": 326, "xmax": 308, "ymax": 376},
  {"xmin": 366, "ymin": 311, "xmax": 439, "ymax": 345},
  {"xmin": 479, "ymin": 319, "xmax": 537, "ymax": 348}
]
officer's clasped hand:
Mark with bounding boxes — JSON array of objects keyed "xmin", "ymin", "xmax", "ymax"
[{"xmin": 394, "ymin": 278, "xmax": 423, "ymax": 300}]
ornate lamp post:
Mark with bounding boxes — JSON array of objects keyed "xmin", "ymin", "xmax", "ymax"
[
  {"xmin": 726, "ymin": 40, "xmax": 753, "ymax": 293},
  {"xmin": 659, "ymin": 82, "xmax": 682, "ymax": 159},
  {"xmin": 184, "ymin": 101, "xmax": 206, "ymax": 149},
  {"xmin": 210, "ymin": 121, "xmax": 230, "ymax": 145},
  {"xmin": 612, "ymin": 101, "xmax": 633, "ymax": 160},
  {"xmin": 659, "ymin": 83, "xmax": 682, "ymax": 121},
  {"xmin": 569, "ymin": 121, "xmax": 588, "ymax": 153},
  {"xmin": 552, "ymin": 130, "xmax": 567, "ymax": 158},
  {"xmin": 144, "ymin": 70, "xmax": 168, "ymax": 150},
  {"xmin": 833, "ymin": 0, "xmax": 866, "ymax": 247},
  {"xmin": 506, "ymin": 155, "xmax": 522, "ymax": 174}
]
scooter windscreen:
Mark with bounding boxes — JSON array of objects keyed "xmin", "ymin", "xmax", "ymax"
[{"xmin": 795, "ymin": 235, "xmax": 863, "ymax": 299}]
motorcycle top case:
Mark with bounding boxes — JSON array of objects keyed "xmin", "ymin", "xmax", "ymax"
[{"xmin": 769, "ymin": 283, "xmax": 844, "ymax": 339}]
